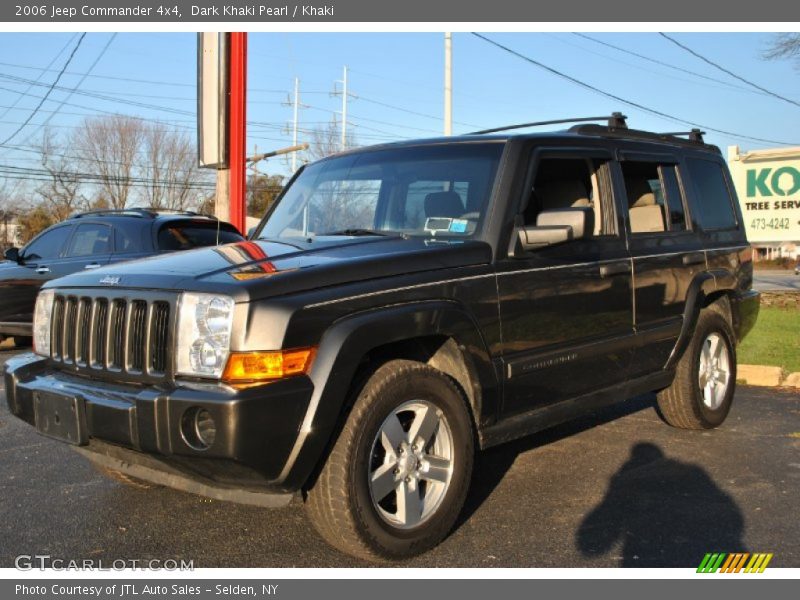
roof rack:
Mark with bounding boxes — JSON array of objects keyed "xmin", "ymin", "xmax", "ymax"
[
  {"xmin": 570, "ymin": 123, "xmax": 716, "ymax": 150},
  {"xmin": 658, "ymin": 129, "xmax": 706, "ymax": 143},
  {"xmin": 468, "ymin": 112, "xmax": 628, "ymax": 135},
  {"xmin": 69, "ymin": 208, "xmax": 217, "ymax": 220}
]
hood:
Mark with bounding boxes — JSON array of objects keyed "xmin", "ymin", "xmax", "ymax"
[{"xmin": 46, "ymin": 236, "xmax": 493, "ymax": 302}]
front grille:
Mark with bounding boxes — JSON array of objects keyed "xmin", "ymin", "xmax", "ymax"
[{"xmin": 50, "ymin": 292, "xmax": 173, "ymax": 379}]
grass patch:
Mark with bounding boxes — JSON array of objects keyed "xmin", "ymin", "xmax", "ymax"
[{"xmin": 738, "ymin": 306, "xmax": 800, "ymax": 373}]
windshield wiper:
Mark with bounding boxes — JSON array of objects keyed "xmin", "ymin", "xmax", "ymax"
[{"xmin": 319, "ymin": 228, "xmax": 392, "ymax": 237}]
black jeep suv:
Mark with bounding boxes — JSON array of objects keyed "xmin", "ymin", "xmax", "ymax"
[
  {"xmin": 0, "ymin": 209, "xmax": 243, "ymax": 346},
  {"xmin": 4, "ymin": 116, "xmax": 760, "ymax": 561}
]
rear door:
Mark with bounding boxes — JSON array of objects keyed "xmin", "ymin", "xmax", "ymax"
[
  {"xmin": 58, "ymin": 222, "xmax": 114, "ymax": 276},
  {"xmin": 614, "ymin": 152, "xmax": 707, "ymax": 377},
  {"xmin": 497, "ymin": 147, "xmax": 635, "ymax": 417}
]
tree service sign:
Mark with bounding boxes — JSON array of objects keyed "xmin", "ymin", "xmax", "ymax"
[{"xmin": 728, "ymin": 145, "xmax": 800, "ymax": 243}]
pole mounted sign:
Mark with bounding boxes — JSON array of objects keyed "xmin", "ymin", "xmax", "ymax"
[
  {"xmin": 728, "ymin": 146, "xmax": 800, "ymax": 244},
  {"xmin": 197, "ymin": 32, "xmax": 247, "ymax": 234}
]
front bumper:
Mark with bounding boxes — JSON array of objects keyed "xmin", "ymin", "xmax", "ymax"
[{"xmin": 4, "ymin": 353, "xmax": 314, "ymax": 497}]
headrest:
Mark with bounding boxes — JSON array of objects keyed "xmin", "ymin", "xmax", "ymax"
[
  {"xmin": 626, "ymin": 177, "xmax": 656, "ymax": 208},
  {"xmin": 424, "ymin": 191, "xmax": 464, "ymax": 218},
  {"xmin": 537, "ymin": 180, "xmax": 590, "ymax": 208},
  {"xmin": 631, "ymin": 192, "xmax": 657, "ymax": 208}
]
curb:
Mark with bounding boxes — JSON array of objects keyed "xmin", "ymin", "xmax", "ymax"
[{"xmin": 739, "ymin": 364, "xmax": 800, "ymax": 388}]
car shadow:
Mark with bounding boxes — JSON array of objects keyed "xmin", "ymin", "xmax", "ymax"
[
  {"xmin": 458, "ymin": 393, "xmax": 658, "ymax": 528},
  {"xmin": 575, "ymin": 441, "xmax": 746, "ymax": 567}
]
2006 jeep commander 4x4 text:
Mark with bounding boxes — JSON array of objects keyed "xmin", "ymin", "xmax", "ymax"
[{"xmin": 4, "ymin": 115, "xmax": 760, "ymax": 561}]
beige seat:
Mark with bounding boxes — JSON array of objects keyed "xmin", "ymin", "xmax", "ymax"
[{"xmin": 627, "ymin": 180, "xmax": 666, "ymax": 233}]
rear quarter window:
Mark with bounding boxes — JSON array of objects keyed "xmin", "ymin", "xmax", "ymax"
[
  {"xmin": 157, "ymin": 221, "xmax": 243, "ymax": 251},
  {"xmin": 686, "ymin": 158, "xmax": 738, "ymax": 230}
]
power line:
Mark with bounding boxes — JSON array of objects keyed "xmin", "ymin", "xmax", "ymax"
[
  {"xmin": 572, "ymin": 33, "xmax": 757, "ymax": 93},
  {"xmin": 0, "ymin": 34, "xmax": 78, "ymax": 121},
  {"xmin": 470, "ymin": 32, "xmax": 798, "ymax": 147},
  {"xmin": 0, "ymin": 33, "xmax": 86, "ymax": 146},
  {"xmin": 21, "ymin": 33, "xmax": 116, "ymax": 145},
  {"xmin": 658, "ymin": 33, "xmax": 800, "ymax": 109}
]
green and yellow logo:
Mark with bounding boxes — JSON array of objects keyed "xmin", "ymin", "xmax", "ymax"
[{"xmin": 697, "ymin": 552, "xmax": 773, "ymax": 573}]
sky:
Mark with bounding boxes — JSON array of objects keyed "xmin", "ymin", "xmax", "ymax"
[{"xmin": 0, "ymin": 31, "xmax": 798, "ymax": 188}]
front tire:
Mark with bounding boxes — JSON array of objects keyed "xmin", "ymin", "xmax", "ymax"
[
  {"xmin": 306, "ymin": 360, "xmax": 474, "ymax": 561},
  {"xmin": 657, "ymin": 309, "xmax": 737, "ymax": 429}
]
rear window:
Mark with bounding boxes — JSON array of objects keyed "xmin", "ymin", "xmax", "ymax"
[
  {"xmin": 157, "ymin": 221, "xmax": 243, "ymax": 251},
  {"xmin": 686, "ymin": 158, "xmax": 738, "ymax": 230}
]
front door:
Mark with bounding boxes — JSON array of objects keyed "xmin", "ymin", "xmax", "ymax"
[{"xmin": 497, "ymin": 149, "xmax": 635, "ymax": 417}]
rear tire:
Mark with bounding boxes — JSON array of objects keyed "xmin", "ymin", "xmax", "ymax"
[
  {"xmin": 306, "ymin": 359, "xmax": 474, "ymax": 561},
  {"xmin": 657, "ymin": 309, "xmax": 737, "ymax": 429}
]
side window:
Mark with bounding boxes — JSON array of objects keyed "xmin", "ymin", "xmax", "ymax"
[
  {"xmin": 65, "ymin": 223, "xmax": 112, "ymax": 257},
  {"xmin": 527, "ymin": 157, "xmax": 610, "ymax": 237},
  {"xmin": 686, "ymin": 158, "xmax": 738, "ymax": 230},
  {"xmin": 622, "ymin": 162, "xmax": 668, "ymax": 234},
  {"xmin": 22, "ymin": 225, "xmax": 73, "ymax": 261},
  {"xmin": 114, "ymin": 226, "xmax": 139, "ymax": 253}
]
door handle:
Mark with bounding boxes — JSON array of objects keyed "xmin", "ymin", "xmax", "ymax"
[
  {"xmin": 599, "ymin": 262, "xmax": 631, "ymax": 278},
  {"xmin": 682, "ymin": 252, "xmax": 705, "ymax": 266},
  {"xmin": 35, "ymin": 266, "xmax": 50, "ymax": 274},
  {"xmin": 84, "ymin": 263, "xmax": 101, "ymax": 270}
]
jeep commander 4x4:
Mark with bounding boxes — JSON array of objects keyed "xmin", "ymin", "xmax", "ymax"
[{"xmin": 4, "ymin": 114, "xmax": 760, "ymax": 561}]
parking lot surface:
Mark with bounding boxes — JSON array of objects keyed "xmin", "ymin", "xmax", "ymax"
[
  {"xmin": 753, "ymin": 270, "xmax": 800, "ymax": 292},
  {"xmin": 1, "ymin": 349, "xmax": 798, "ymax": 568}
]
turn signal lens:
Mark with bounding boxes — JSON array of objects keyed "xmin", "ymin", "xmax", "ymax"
[{"xmin": 222, "ymin": 348, "xmax": 316, "ymax": 382}]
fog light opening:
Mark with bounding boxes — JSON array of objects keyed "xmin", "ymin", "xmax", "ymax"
[{"xmin": 180, "ymin": 407, "xmax": 217, "ymax": 451}]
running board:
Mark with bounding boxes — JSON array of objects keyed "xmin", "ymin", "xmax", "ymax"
[{"xmin": 479, "ymin": 370, "xmax": 674, "ymax": 449}]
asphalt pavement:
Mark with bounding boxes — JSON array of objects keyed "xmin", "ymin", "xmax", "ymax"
[
  {"xmin": 753, "ymin": 270, "xmax": 800, "ymax": 292},
  {"xmin": 1, "ymin": 349, "xmax": 798, "ymax": 568}
]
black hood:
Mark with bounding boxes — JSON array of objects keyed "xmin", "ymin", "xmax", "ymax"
[{"xmin": 46, "ymin": 236, "xmax": 493, "ymax": 302}]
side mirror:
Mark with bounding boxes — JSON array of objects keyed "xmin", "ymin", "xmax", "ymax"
[
  {"xmin": 247, "ymin": 226, "xmax": 257, "ymax": 240},
  {"xmin": 3, "ymin": 247, "xmax": 20, "ymax": 263},
  {"xmin": 516, "ymin": 207, "xmax": 594, "ymax": 253}
]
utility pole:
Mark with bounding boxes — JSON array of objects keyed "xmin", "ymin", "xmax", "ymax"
[
  {"xmin": 282, "ymin": 78, "xmax": 303, "ymax": 172},
  {"xmin": 331, "ymin": 66, "xmax": 353, "ymax": 151},
  {"xmin": 444, "ymin": 32, "xmax": 452, "ymax": 136}
]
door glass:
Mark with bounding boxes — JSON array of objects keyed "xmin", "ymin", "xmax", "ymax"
[
  {"xmin": 622, "ymin": 162, "xmax": 668, "ymax": 234},
  {"xmin": 528, "ymin": 157, "xmax": 610, "ymax": 236},
  {"xmin": 65, "ymin": 224, "xmax": 112, "ymax": 257},
  {"xmin": 22, "ymin": 225, "xmax": 73, "ymax": 261}
]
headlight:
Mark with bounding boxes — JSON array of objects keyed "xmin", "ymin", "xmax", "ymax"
[
  {"xmin": 176, "ymin": 293, "xmax": 235, "ymax": 378},
  {"xmin": 33, "ymin": 289, "xmax": 54, "ymax": 357}
]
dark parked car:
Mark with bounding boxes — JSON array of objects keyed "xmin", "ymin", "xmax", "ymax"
[
  {"xmin": 0, "ymin": 209, "xmax": 243, "ymax": 345},
  {"xmin": 4, "ymin": 115, "xmax": 760, "ymax": 561}
]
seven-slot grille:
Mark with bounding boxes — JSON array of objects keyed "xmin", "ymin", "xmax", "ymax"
[{"xmin": 50, "ymin": 293, "xmax": 172, "ymax": 377}]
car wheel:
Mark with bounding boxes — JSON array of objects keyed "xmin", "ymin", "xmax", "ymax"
[
  {"xmin": 306, "ymin": 359, "xmax": 474, "ymax": 561},
  {"xmin": 657, "ymin": 308, "xmax": 737, "ymax": 429}
]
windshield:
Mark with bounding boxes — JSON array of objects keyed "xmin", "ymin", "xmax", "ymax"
[{"xmin": 256, "ymin": 143, "xmax": 504, "ymax": 240}]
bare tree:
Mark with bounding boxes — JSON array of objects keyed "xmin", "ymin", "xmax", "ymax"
[
  {"xmin": 71, "ymin": 114, "xmax": 144, "ymax": 209},
  {"xmin": 306, "ymin": 119, "xmax": 358, "ymax": 162},
  {"xmin": 34, "ymin": 128, "xmax": 84, "ymax": 221},
  {"xmin": 763, "ymin": 33, "xmax": 800, "ymax": 69},
  {"xmin": 139, "ymin": 122, "xmax": 207, "ymax": 211}
]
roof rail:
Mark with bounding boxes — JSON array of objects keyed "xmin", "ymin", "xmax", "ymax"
[
  {"xmin": 468, "ymin": 112, "xmax": 628, "ymax": 135},
  {"xmin": 69, "ymin": 208, "xmax": 217, "ymax": 220}
]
